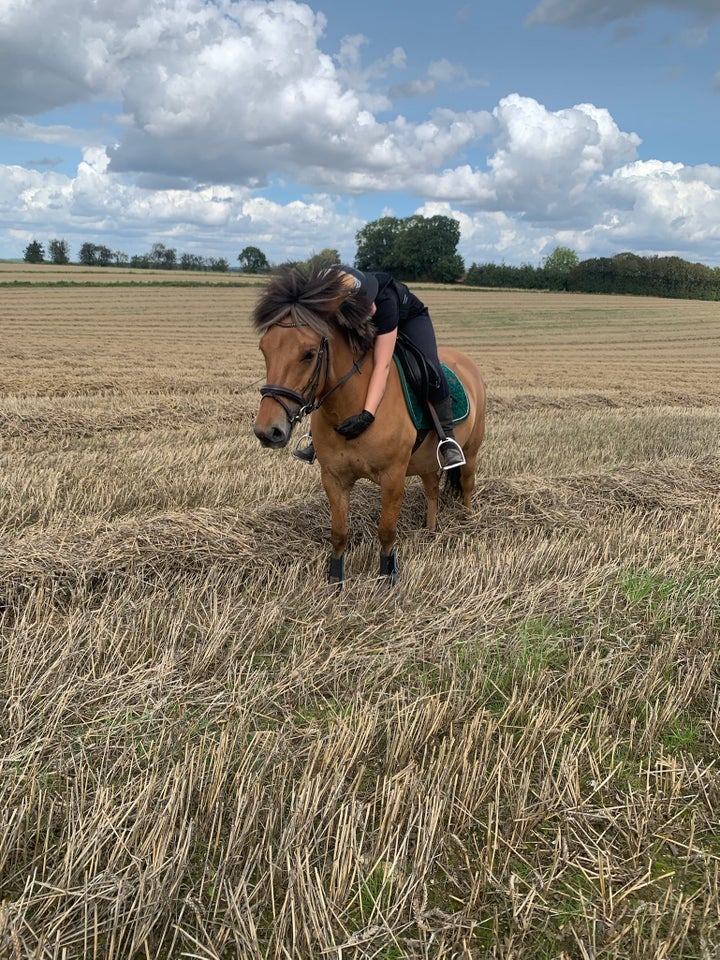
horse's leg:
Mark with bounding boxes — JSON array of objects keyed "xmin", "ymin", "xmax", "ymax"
[
  {"xmin": 377, "ymin": 471, "xmax": 406, "ymax": 584},
  {"xmin": 459, "ymin": 456, "xmax": 477, "ymax": 511},
  {"xmin": 459, "ymin": 413, "xmax": 485, "ymax": 511},
  {"xmin": 421, "ymin": 471, "xmax": 440, "ymax": 532},
  {"xmin": 321, "ymin": 470, "xmax": 351, "ymax": 584}
]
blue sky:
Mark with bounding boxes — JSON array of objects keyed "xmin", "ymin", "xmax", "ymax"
[{"xmin": 1, "ymin": 0, "xmax": 719, "ymax": 267}]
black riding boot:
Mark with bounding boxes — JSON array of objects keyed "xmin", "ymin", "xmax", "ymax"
[
  {"xmin": 293, "ymin": 434, "xmax": 316, "ymax": 464},
  {"xmin": 434, "ymin": 396, "xmax": 466, "ymax": 470}
]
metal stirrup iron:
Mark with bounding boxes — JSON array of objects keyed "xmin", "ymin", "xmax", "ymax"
[{"xmin": 436, "ymin": 437, "xmax": 466, "ymax": 470}]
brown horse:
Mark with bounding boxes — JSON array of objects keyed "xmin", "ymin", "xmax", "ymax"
[{"xmin": 252, "ymin": 267, "xmax": 486, "ymax": 584}]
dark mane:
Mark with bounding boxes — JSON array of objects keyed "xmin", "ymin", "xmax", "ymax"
[{"xmin": 251, "ymin": 266, "xmax": 377, "ymax": 353}]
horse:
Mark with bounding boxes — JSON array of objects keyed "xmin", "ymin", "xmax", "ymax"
[{"xmin": 251, "ymin": 267, "xmax": 486, "ymax": 584}]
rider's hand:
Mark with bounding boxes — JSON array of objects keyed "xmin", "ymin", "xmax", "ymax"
[{"xmin": 335, "ymin": 410, "xmax": 375, "ymax": 439}]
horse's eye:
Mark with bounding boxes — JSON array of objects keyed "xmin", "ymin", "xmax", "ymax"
[{"xmin": 301, "ymin": 350, "xmax": 316, "ymax": 362}]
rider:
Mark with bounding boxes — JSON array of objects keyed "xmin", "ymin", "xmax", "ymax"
[{"xmin": 294, "ymin": 266, "xmax": 465, "ymax": 470}]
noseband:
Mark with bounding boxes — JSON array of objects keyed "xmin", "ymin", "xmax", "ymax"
[{"xmin": 260, "ymin": 319, "xmax": 368, "ymax": 425}]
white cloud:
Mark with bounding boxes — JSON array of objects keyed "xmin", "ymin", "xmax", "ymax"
[
  {"xmin": 1, "ymin": 0, "xmax": 493, "ymax": 189},
  {"xmin": 594, "ymin": 159, "xmax": 720, "ymax": 250},
  {"xmin": 0, "ymin": 147, "xmax": 363, "ymax": 262},
  {"xmin": 390, "ymin": 96, "xmax": 641, "ymax": 224},
  {"xmin": 417, "ymin": 154, "xmax": 720, "ymax": 266},
  {"xmin": 2, "ymin": 0, "xmax": 720, "ymax": 266},
  {"xmin": 485, "ymin": 96, "xmax": 641, "ymax": 219}
]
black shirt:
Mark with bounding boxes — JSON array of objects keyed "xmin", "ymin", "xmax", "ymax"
[{"xmin": 371, "ymin": 273, "xmax": 427, "ymax": 335}]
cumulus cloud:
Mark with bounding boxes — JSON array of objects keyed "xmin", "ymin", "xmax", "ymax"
[
  {"xmin": 419, "ymin": 153, "xmax": 720, "ymax": 265},
  {"xmin": 0, "ymin": 0, "xmax": 641, "ymax": 204},
  {"xmin": 526, "ymin": 0, "xmax": 720, "ymax": 28},
  {"xmin": 2, "ymin": 0, "xmax": 720, "ymax": 266},
  {"xmin": 0, "ymin": 0, "xmax": 493, "ymax": 189},
  {"xmin": 388, "ymin": 96, "xmax": 641, "ymax": 225},
  {"xmin": 0, "ymin": 147, "xmax": 363, "ymax": 262},
  {"xmin": 595, "ymin": 160, "xmax": 720, "ymax": 249},
  {"xmin": 485, "ymin": 96, "xmax": 640, "ymax": 219}
]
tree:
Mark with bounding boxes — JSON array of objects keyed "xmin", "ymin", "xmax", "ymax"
[
  {"xmin": 355, "ymin": 215, "xmax": 464, "ymax": 282},
  {"xmin": 543, "ymin": 246, "xmax": 579, "ymax": 290},
  {"xmin": 307, "ymin": 248, "xmax": 340, "ymax": 272},
  {"xmin": 23, "ymin": 240, "xmax": 45, "ymax": 263},
  {"xmin": 238, "ymin": 246, "xmax": 270, "ymax": 273},
  {"xmin": 392, "ymin": 215, "xmax": 464, "ymax": 282},
  {"xmin": 78, "ymin": 242, "xmax": 113, "ymax": 266},
  {"xmin": 207, "ymin": 257, "xmax": 229, "ymax": 272},
  {"xmin": 48, "ymin": 239, "xmax": 70, "ymax": 264},
  {"xmin": 78, "ymin": 242, "xmax": 98, "ymax": 266},
  {"xmin": 355, "ymin": 217, "xmax": 402, "ymax": 273},
  {"xmin": 146, "ymin": 243, "xmax": 176, "ymax": 269},
  {"xmin": 96, "ymin": 245, "xmax": 113, "ymax": 267}
]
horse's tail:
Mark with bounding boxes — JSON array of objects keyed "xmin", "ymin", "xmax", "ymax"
[{"xmin": 444, "ymin": 464, "xmax": 463, "ymax": 496}]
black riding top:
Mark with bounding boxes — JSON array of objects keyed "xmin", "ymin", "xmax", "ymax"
[{"xmin": 369, "ymin": 273, "xmax": 428, "ymax": 336}]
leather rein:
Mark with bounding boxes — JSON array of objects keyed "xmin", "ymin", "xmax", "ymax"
[{"xmin": 259, "ymin": 319, "xmax": 368, "ymax": 425}]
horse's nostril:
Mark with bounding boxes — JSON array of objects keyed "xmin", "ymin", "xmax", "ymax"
[{"xmin": 253, "ymin": 421, "xmax": 289, "ymax": 448}]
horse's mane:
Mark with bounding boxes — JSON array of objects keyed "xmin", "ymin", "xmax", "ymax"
[{"xmin": 251, "ymin": 266, "xmax": 377, "ymax": 353}]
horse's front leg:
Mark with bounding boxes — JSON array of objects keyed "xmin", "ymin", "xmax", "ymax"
[
  {"xmin": 321, "ymin": 469, "xmax": 352, "ymax": 584},
  {"xmin": 377, "ymin": 471, "xmax": 407, "ymax": 585}
]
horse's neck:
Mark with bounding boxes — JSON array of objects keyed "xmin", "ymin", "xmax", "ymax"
[{"xmin": 321, "ymin": 334, "xmax": 374, "ymax": 417}]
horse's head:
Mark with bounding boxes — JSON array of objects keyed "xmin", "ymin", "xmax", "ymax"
[
  {"xmin": 251, "ymin": 266, "xmax": 376, "ymax": 448},
  {"xmin": 253, "ymin": 322, "xmax": 329, "ymax": 448}
]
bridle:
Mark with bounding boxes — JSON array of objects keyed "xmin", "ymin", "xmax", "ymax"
[{"xmin": 259, "ymin": 319, "xmax": 368, "ymax": 426}]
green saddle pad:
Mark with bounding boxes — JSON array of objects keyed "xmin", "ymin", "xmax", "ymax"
[{"xmin": 393, "ymin": 357, "xmax": 470, "ymax": 431}]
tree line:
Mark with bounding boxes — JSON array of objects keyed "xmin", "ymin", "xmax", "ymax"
[
  {"xmin": 465, "ymin": 249, "xmax": 720, "ymax": 300},
  {"xmin": 22, "ymin": 240, "xmax": 231, "ymax": 272},
  {"xmin": 21, "ymin": 216, "xmax": 464, "ymax": 282},
  {"xmin": 21, "ymin": 225, "xmax": 720, "ymax": 300}
]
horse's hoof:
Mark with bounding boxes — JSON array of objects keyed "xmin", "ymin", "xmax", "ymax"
[{"xmin": 379, "ymin": 548, "xmax": 399, "ymax": 586}]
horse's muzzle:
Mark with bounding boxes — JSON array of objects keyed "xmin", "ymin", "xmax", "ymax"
[{"xmin": 253, "ymin": 421, "xmax": 291, "ymax": 448}]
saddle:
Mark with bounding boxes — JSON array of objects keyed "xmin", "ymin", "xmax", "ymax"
[{"xmin": 392, "ymin": 333, "xmax": 470, "ymax": 432}]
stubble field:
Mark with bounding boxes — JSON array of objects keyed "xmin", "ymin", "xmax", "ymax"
[{"xmin": 0, "ymin": 265, "xmax": 719, "ymax": 959}]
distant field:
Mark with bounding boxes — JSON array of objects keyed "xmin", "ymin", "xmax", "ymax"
[
  {"xmin": 0, "ymin": 261, "xmax": 260, "ymax": 286},
  {"xmin": 0, "ymin": 276, "xmax": 718, "ymax": 959}
]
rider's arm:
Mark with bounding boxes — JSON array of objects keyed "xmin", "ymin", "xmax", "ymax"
[{"xmin": 363, "ymin": 328, "xmax": 398, "ymax": 416}]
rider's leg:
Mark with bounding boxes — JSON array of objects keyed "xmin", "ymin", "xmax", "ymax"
[
  {"xmin": 432, "ymin": 395, "xmax": 465, "ymax": 469},
  {"xmin": 401, "ymin": 312, "xmax": 466, "ymax": 471}
]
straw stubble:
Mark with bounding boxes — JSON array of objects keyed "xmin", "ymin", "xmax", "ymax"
[{"xmin": 0, "ymin": 272, "xmax": 718, "ymax": 958}]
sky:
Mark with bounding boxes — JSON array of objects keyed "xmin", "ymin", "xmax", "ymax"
[{"xmin": 1, "ymin": 0, "xmax": 720, "ymax": 268}]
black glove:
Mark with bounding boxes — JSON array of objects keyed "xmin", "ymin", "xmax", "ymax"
[{"xmin": 335, "ymin": 410, "xmax": 375, "ymax": 439}]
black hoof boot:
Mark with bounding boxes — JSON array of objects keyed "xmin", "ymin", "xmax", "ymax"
[
  {"xmin": 328, "ymin": 553, "xmax": 345, "ymax": 585},
  {"xmin": 379, "ymin": 548, "xmax": 399, "ymax": 586}
]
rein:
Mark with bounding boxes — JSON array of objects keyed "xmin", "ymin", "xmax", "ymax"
[{"xmin": 260, "ymin": 319, "xmax": 368, "ymax": 425}]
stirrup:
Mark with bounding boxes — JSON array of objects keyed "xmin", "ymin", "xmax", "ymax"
[
  {"xmin": 437, "ymin": 438, "xmax": 466, "ymax": 470},
  {"xmin": 293, "ymin": 434, "xmax": 316, "ymax": 464}
]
